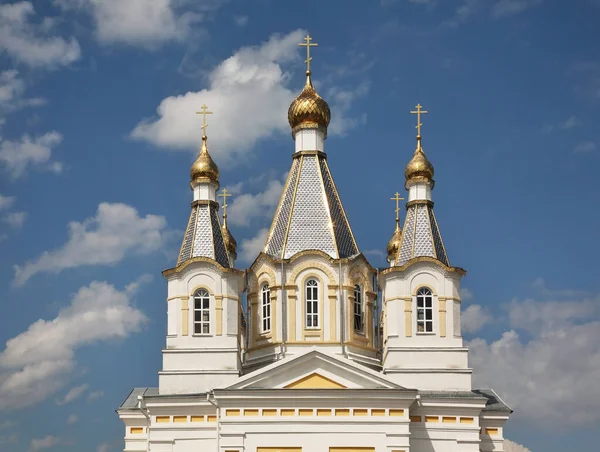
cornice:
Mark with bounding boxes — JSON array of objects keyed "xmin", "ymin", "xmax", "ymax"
[
  {"xmin": 163, "ymin": 257, "xmax": 245, "ymax": 278},
  {"xmin": 380, "ymin": 256, "xmax": 466, "ymax": 277}
]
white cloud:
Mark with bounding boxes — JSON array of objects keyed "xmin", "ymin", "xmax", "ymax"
[
  {"xmin": 29, "ymin": 435, "xmax": 60, "ymax": 451},
  {"xmin": 573, "ymin": 141, "xmax": 596, "ymax": 154},
  {"xmin": 66, "ymin": 414, "xmax": 78, "ymax": 425},
  {"xmin": 239, "ymin": 228, "xmax": 269, "ymax": 264},
  {"xmin": 504, "ymin": 440, "xmax": 531, "ymax": 452},
  {"xmin": 97, "ymin": 443, "xmax": 112, "ymax": 452},
  {"xmin": 460, "ymin": 287, "xmax": 474, "ymax": 302},
  {"xmin": 0, "ymin": 278, "xmax": 149, "ymax": 410},
  {"xmin": 131, "ymin": 30, "xmax": 368, "ymax": 161},
  {"xmin": 0, "ymin": 420, "xmax": 15, "ymax": 429},
  {"xmin": 13, "ymin": 203, "xmax": 167, "ymax": 286},
  {"xmin": 87, "ymin": 390, "xmax": 104, "ymax": 401},
  {"xmin": 363, "ymin": 249, "xmax": 386, "ymax": 260},
  {"xmin": 0, "ymin": 194, "xmax": 15, "ymax": 211},
  {"xmin": 0, "ymin": 2, "xmax": 80, "ymax": 68},
  {"xmin": 469, "ymin": 289, "xmax": 600, "ymax": 427},
  {"xmin": 462, "ymin": 304, "xmax": 492, "ymax": 334},
  {"xmin": 0, "ymin": 132, "xmax": 63, "ymax": 179},
  {"xmin": 3, "ymin": 211, "xmax": 27, "ymax": 229},
  {"xmin": 56, "ymin": 383, "xmax": 88, "ymax": 405},
  {"xmin": 327, "ymin": 81, "xmax": 370, "ymax": 135},
  {"xmin": 227, "ymin": 176, "xmax": 285, "ymax": 227},
  {"xmin": 233, "ymin": 15, "xmax": 248, "ymax": 27},
  {"xmin": 492, "ymin": 0, "xmax": 543, "ymax": 18},
  {"xmin": 56, "ymin": 0, "xmax": 208, "ymax": 47},
  {"xmin": 0, "ymin": 70, "xmax": 44, "ymax": 112},
  {"xmin": 541, "ymin": 115, "xmax": 580, "ymax": 134}
]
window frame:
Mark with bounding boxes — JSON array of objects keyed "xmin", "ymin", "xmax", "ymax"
[
  {"xmin": 416, "ymin": 287, "xmax": 434, "ymax": 333},
  {"xmin": 353, "ymin": 284, "xmax": 364, "ymax": 333},
  {"xmin": 305, "ymin": 278, "xmax": 320, "ymax": 329},
  {"xmin": 193, "ymin": 288, "xmax": 211, "ymax": 335},
  {"xmin": 261, "ymin": 283, "xmax": 271, "ymax": 333}
]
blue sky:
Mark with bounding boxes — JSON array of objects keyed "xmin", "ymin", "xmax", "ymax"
[{"xmin": 0, "ymin": 0, "xmax": 599, "ymax": 451}]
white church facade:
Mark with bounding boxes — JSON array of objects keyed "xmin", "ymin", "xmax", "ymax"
[{"xmin": 117, "ymin": 35, "xmax": 512, "ymax": 452}]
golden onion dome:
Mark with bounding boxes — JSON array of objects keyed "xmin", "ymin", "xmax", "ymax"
[
  {"xmin": 405, "ymin": 138, "xmax": 434, "ymax": 184},
  {"xmin": 222, "ymin": 216, "xmax": 237, "ymax": 260},
  {"xmin": 190, "ymin": 135, "xmax": 219, "ymax": 187},
  {"xmin": 386, "ymin": 220, "xmax": 402, "ymax": 263},
  {"xmin": 288, "ymin": 72, "xmax": 331, "ymax": 134}
]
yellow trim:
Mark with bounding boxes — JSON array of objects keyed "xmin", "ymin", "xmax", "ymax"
[
  {"xmin": 207, "ymin": 415, "xmax": 216, "ymax": 422},
  {"xmin": 216, "ymin": 296, "xmax": 223, "ymax": 336},
  {"xmin": 404, "ymin": 299, "xmax": 412, "ymax": 337},
  {"xmin": 330, "ymin": 448, "xmax": 374, "ymax": 452},
  {"xmin": 301, "ymin": 274, "xmax": 324, "ymax": 340},
  {"xmin": 130, "ymin": 427, "xmax": 144, "ymax": 434},
  {"xmin": 225, "ymin": 409, "xmax": 240, "ymax": 416},
  {"xmin": 353, "ymin": 409, "xmax": 368, "ymax": 416},
  {"xmin": 371, "ymin": 409, "xmax": 385, "ymax": 416},
  {"xmin": 257, "ymin": 449, "xmax": 301, "ymax": 452},
  {"xmin": 182, "ymin": 297, "xmax": 189, "ymax": 336},
  {"xmin": 262, "ymin": 409, "xmax": 277, "ymax": 416},
  {"xmin": 485, "ymin": 428, "xmax": 499, "ymax": 436},
  {"xmin": 460, "ymin": 417, "xmax": 474, "ymax": 424},
  {"xmin": 244, "ymin": 409, "xmax": 259, "ymax": 416},
  {"xmin": 439, "ymin": 298, "xmax": 446, "ymax": 337},
  {"xmin": 410, "ymin": 416, "xmax": 421, "ymax": 423},
  {"xmin": 389, "ymin": 409, "xmax": 404, "ymax": 416},
  {"xmin": 173, "ymin": 416, "xmax": 187, "ymax": 423},
  {"xmin": 335, "ymin": 409, "xmax": 350, "ymax": 416},
  {"xmin": 289, "ymin": 288, "xmax": 297, "ymax": 341},
  {"xmin": 191, "ymin": 416, "xmax": 204, "ymax": 422},
  {"xmin": 289, "ymin": 259, "xmax": 337, "ymax": 286},
  {"xmin": 298, "ymin": 409, "xmax": 313, "ymax": 416},
  {"xmin": 285, "ymin": 373, "xmax": 346, "ymax": 389},
  {"xmin": 156, "ymin": 416, "xmax": 170, "ymax": 423},
  {"xmin": 281, "ymin": 409, "xmax": 295, "ymax": 416},
  {"xmin": 317, "ymin": 409, "xmax": 332, "ymax": 416},
  {"xmin": 425, "ymin": 416, "xmax": 439, "ymax": 423},
  {"xmin": 442, "ymin": 417, "xmax": 456, "ymax": 424}
]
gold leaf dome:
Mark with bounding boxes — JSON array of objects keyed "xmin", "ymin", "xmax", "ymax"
[
  {"xmin": 190, "ymin": 135, "xmax": 219, "ymax": 186},
  {"xmin": 386, "ymin": 220, "xmax": 402, "ymax": 263},
  {"xmin": 405, "ymin": 139, "xmax": 434, "ymax": 184},
  {"xmin": 288, "ymin": 72, "xmax": 331, "ymax": 134},
  {"xmin": 222, "ymin": 220, "xmax": 237, "ymax": 260}
]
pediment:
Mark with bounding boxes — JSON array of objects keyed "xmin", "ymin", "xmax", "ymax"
[{"xmin": 223, "ymin": 349, "xmax": 403, "ymax": 390}]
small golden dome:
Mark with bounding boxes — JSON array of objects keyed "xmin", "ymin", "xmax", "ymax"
[
  {"xmin": 288, "ymin": 72, "xmax": 331, "ymax": 133},
  {"xmin": 190, "ymin": 136, "xmax": 219, "ymax": 186},
  {"xmin": 222, "ymin": 217, "xmax": 237, "ymax": 260},
  {"xmin": 386, "ymin": 220, "xmax": 402, "ymax": 263},
  {"xmin": 405, "ymin": 139, "xmax": 434, "ymax": 184}
]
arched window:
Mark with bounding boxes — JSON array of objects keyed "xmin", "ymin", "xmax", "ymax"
[
  {"xmin": 261, "ymin": 284, "xmax": 271, "ymax": 333},
  {"xmin": 194, "ymin": 289, "xmax": 210, "ymax": 334},
  {"xmin": 416, "ymin": 287, "xmax": 433, "ymax": 333},
  {"xmin": 305, "ymin": 279, "xmax": 319, "ymax": 328},
  {"xmin": 353, "ymin": 284, "xmax": 363, "ymax": 332}
]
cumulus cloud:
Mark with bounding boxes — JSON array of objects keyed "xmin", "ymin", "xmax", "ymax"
[
  {"xmin": 56, "ymin": 383, "xmax": 88, "ymax": 405},
  {"xmin": 87, "ymin": 390, "xmax": 104, "ymax": 401},
  {"xmin": 0, "ymin": 278, "xmax": 149, "ymax": 410},
  {"xmin": 462, "ymin": 304, "xmax": 492, "ymax": 333},
  {"xmin": 66, "ymin": 414, "xmax": 78, "ymax": 425},
  {"xmin": 56, "ymin": 0, "xmax": 212, "ymax": 47},
  {"xmin": 0, "ymin": 70, "xmax": 44, "ymax": 113},
  {"xmin": 28, "ymin": 435, "xmax": 61, "ymax": 451},
  {"xmin": 0, "ymin": 132, "xmax": 63, "ymax": 179},
  {"xmin": 504, "ymin": 440, "xmax": 531, "ymax": 452},
  {"xmin": 573, "ymin": 141, "xmax": 596, "ymax": 154},
  {"xmin": 541, "ymin": 115, "xmax": 580, "ymax": 134},
  {"xmin": 469, "ymin": 286, "xmax": 600, "ymax": 427},
  {"xmin": 239, "ymin": 228, "xmax": 269, "ymax": 264},
  {"xmin": 227, "ymin": 176, "xmax": 285, "ymax": 227},
  {"xmin": 131, "ymin": 30, "xmax": 368, "ymax": 161},
  {"xmin": 0, "ymin": 194, "xmax": 15, "ymax": 211},
  {"xmin": 2, "ymin": 211, "xmax": 27, "ymax": 229},
  {"xmin": 13, "ymin": 203, "xmax": 167, "ymax": 286},
  {"xmin": 0, "ymin": 2, "xmax": 80, "ymax": 68}
]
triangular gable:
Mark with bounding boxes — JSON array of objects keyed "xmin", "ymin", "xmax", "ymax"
[
  {"xmin": 222, "ymin": 349, "xmax": 404, "ymax": 390},
  {"xmin": 284, "ymin": 372, "xmax": 347, "ymax": 389}
]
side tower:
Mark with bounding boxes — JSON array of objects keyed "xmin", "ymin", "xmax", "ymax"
[
  {"xmin": 379, "ymin": 105, "xmax": 470, "ymax": 391},
  {"xmin": 159, "ymin": 107, "xmax": 245, "ymax": 394},
  {"xmin": 244, "ymin": 35, "xmax": 378, "ymax": 372}
]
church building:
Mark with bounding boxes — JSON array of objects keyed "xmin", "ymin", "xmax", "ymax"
[{"xmin": 118, "ymin": 35, "xmax": 512, "ymax": 452}]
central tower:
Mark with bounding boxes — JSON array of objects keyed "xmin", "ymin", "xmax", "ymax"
[{"xmin": 245, "ymin": 35, "xmax": 378, "ymax": 371}]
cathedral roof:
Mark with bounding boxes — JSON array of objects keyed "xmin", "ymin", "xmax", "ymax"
[
  {"xmin": 393, "ymin": 201, "xmax": 449, "ymax": 267},
  {"xmin": 177, "ymin": 200, "xmax": 231, "ymax": 268},
  {"xmin": 263, "ymin": 152, "xmax": 359, "ymax": 260}
]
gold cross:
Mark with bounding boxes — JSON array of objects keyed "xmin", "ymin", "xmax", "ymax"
[
  {"xmin": 390, "ymin": 192, "xmax": 405, "ymax": 220},
  {"xmin": 196, "ymin": 104, "xmax": 213, "ymax": 135},
  {"xmin": 410, "ymin": 103, "xmax": 428, "ymax": 137},
  {"xmin": 218, "ymin": 188, "xmax": 232, "ymax": 216},
  {"xmin": 299, "ymin": 34, "xmax": 318, "ymax": 73}
]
